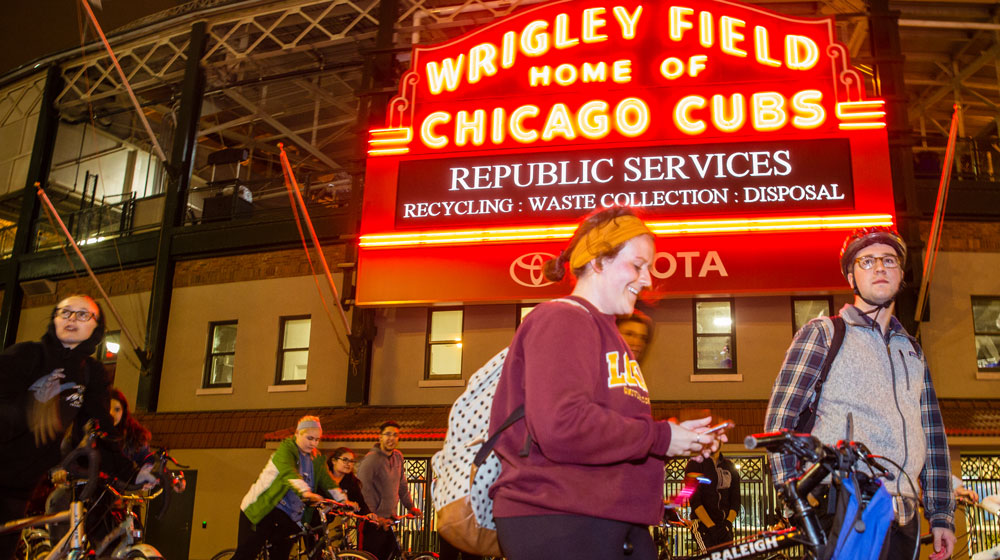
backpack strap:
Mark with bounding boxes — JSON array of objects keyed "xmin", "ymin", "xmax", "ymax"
[
  {"xmin": 472, "ymin": 405, "xmax": 523, "ymax": 468},
  {"xmin": 479, "ymin": 297, "xmax": 594, "ymax": 465},
  {"xmin": 794, "ymin": 315, "xmax": 846, "ymax": 433}
]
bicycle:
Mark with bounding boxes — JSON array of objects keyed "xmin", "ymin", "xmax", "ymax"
[
  {"xmin": 380, "ymin": 514, "xmax": 437, "ymax": 560},
  {"xmin": 1, "ymin": 427, "xmax": 188, "ymax": 560},
  {"xmin": 211, "ymin": 500, "xmax": 376, "ymax": 560},
  {"xmin": 954, "ymin": 494, "xmax": 1000, "ymax": 560},
  {"xmin": 654, "ymin": 509, "xmax": 700, "ymax": 560},
  {"xmin": 656, "ymin": 428, "xmax": 896, "ymax": 560}
]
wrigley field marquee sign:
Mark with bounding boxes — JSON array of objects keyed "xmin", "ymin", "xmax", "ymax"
[{"xmin": 357, "ymin": 0, "xmax": 895, "ymax": 305}]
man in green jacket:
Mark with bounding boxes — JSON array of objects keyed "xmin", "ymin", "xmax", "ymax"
[{"xmin": 232, "ymin": 416, "xmax": 344, "ymax": 560}]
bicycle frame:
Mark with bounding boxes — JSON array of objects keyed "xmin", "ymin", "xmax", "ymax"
[
  {"xmin": 95, "ymin": 487, "xmax": 164, "ymax": 559},
  {"xmin": 668, "ymin": 429, "xmax": 895, "ymax": 560},
  {"xmin": 0, "ymin": 437, "xmax": 185, "ymax": 560},
  {"xmin": 675, "ymin": 527, "xmax": 804, "ymax": 560},
  {"xmin": 46, "ymin": 501, "xmax": 87, "ymax": 560}
]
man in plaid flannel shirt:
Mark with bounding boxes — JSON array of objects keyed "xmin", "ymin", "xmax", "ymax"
[{"xmin": 764, "ymin": 227, "xmax": 955, "ymax": 560}]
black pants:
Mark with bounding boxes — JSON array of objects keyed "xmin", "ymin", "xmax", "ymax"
[
  {"xmin": 232, "ymin": 509, "xmax": 301, "ymax": 560},
  {"xmin": 885, "ymin": 517, "xmax": 920, "ymax": 560},
  {"xmin": 360, "ymin": 520, "xmax": 400, "ymax": 560},
  {"xmin": 697, "ymin": 522, "xmax": 733, "ymax": 549},
  {"xmin": 496, "ymin": 514, "xmax": 655, "ymax": 560},
  {"xmin": 438, "ymin": 538, "xmax": 483, "ymax": 560}
]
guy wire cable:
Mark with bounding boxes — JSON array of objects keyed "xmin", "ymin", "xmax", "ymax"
[
  {"xmin": 35, "ymin": 183, "xmax": 146, "ymax": 368},
  {"xmin": 278, "ymin": 146, "xmax": 349, "ymax": 354},
  {"xmin": 277, "ymin": 143, "xmax": 351, "ymax": 338}
]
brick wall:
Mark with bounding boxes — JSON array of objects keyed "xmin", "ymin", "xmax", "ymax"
[
  {"xmin": 173, "ymin": 246, "xmax": 347, "ymax": 288},
  {"xmin": 18, "ymin": 245, "xmax": 348, "ymax": 308},
  {"xmin": 919, "ymin": 220, "xmax": 1000, "ymax": 252},
  {"xmin": 23, "ymin": 267, "xmax": 155, "ymax": 308}
]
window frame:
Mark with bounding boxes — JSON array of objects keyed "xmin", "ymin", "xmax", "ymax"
[
  {"xmin": 516, "ymin": 303, "xmax": 538, "ymax": 328},
  {"xmin": 274, "ymin": 315, "xmax": 312, "ymax": 385},
  {"xmin": 790, "ymin": 296, "xmax": 834, "ymax": 335},
  {"xmin": 693, "ymin": 298, "xmax": 737, "ymax": 374},
  {"xmin": 971, "ymin": 295, "xmax": 1000, "ymax": 375},
  {"xmin": 424, "ymin": 307, "xmax": 464, "ymax": 380},
  {"xmin": 203, "ymin": 320, "xmax": 238, "ymax": 389}
]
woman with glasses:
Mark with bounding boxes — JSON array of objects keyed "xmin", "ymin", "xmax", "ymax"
[
  {"xmin": 324, "ymin": 448, "xmax": 374, "ymax": 549},
  {"xmin": 326, "ymin": 448, "xmax": 370, "ymax": 515},
  {"xmin": 0, "ymin": 294, "xmax": 115, "ymax": 560}
]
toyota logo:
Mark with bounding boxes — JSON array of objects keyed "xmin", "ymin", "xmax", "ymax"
[{"xmin": 510, "ymin": 252, "xmax": 556, "ymax": 287}]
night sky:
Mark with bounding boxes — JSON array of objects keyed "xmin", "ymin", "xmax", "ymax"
[{"xmin": 1, "ymin": 0, "xmax": 183, "ymax": 78}]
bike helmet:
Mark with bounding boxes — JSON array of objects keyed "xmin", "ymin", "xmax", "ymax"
[{"xmin": 839, "ymin": 226, "xmax": 907, "ymax": 281}]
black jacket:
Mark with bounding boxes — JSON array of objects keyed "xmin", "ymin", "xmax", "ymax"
[
  {"xmin": 0, "ymin": 325, "xmax": 116, "ymax": 494},
  {"xmin": 686, "ymin": 454, "xmax": 742, "ymax": 527},
  {"xmin": 337, "ymin": 472, "xmax": 371, "ymax": 516}
]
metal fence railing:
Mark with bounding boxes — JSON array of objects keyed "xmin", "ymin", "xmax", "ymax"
[
  {"xmin": 400, "ymin": 458, "xmax": 437, "ymax": 553},
  {"xmin": 402, "ymin": 454, "xmax": 1000, "ymax": 559},
  {"xmin": 960, "ymin": 455, "xmax": 1000, "ymax": 559}
]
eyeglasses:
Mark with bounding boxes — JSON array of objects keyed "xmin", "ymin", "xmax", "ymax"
[
  {"xmin": 338, "ymin": 457, "xmax": 356, "ymax": 464},
  {"xmin": 854, "ymin": 255, "xmax": 900, "ymax": 270},
  {"xmin": 55, "ymin": 308, "xmax": 96, "ymax": 322}
]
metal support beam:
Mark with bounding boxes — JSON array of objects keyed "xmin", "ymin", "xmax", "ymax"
[
  {"xmin": 868, "ymin": 0, "xmax": 923, "ymax": 333},
  {"xmin": 138, "ymin": 21, "xmax": 207, "ymax": 413},
  {"xmin": 344, "ymin": 0, "xmax": 400, "ymax": 406},
  {"xmin": 908, "ymin": 43, "xmax": 1000, "ymax": 122},
  {"xmin": 0, "ymin": 66, "xmax": 62, "ymax": 348},
  {"xmin": 848, "ymin": 20, "xmax": 868, "ymax": 58},
  {"xmin": 223, "ymin": 89, "xmax": 343, "ymax": 171},
  {"xmin": 899, "ymin": 19, "xmax": 1000, "ymax": 31}
]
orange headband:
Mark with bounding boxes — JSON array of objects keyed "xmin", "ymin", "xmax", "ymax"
[{"xmin": 569, "ymin": 214, "xmax": 653, "ymax": 270}]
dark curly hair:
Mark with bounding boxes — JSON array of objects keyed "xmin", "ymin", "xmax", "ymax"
[{"xmin": 109, "ymin": 388, "xmax": 151, "ymax": 455}]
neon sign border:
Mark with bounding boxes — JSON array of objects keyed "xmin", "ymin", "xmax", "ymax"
[{"xmin": 359, "ymin": 213, "xmax": 894, "ymax": 248}]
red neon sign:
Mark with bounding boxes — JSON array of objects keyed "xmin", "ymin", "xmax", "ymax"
[
  {"xmin": 357, "ymin": 0, "xmax": 894, "ymax": 305},
  {"xmin": 369, "ymin": 0, "xmax": 881, "ymax": 156}
]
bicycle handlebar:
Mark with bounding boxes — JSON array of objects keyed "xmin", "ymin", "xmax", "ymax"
[
  {"xmin": 58, "ymin": 426, "xmax": 103, "ymax": 502},
  {"xmin": 150, "ymin": 447, "xmax": 187, "ymax": 519},
  {"xmin": 744, "ymin": 430, "xmax": 822, "ymax": 462},
  {"xmin": 745, "ymin": 429, "xmax": 893, "ymax": 483},
  {"xmin": 743, "ymin": 428, "xmax": 895, "ymax": 556}
]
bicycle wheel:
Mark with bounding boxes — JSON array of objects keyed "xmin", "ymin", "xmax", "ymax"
[
  {"xmin": 212, "ymin": 549, "xmax": 238, "ymax": 560},
  {"xmin": 126, "ymin": 548, "xmax": 165, "ymax": 560},
  {"xmin": 405, "ymin": 554, "xmax": 438, "ymax": 560},
  {"xmin": 332, "ymin": 550, "xmax": 377, "ymax": 560}
]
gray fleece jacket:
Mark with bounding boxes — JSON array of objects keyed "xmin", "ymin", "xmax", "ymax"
[
  {"xmin": 356, "ymin": 444, "xmax": 416, "ymax": 517},
  {"xmin": 812, "ymin": 305, "xmax": 930, "ymax": 500}
]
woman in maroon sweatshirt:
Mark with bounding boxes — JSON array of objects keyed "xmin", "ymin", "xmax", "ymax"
[{"xmin": 489, "ymin": 207, "xmax": 725, "ymax": 560}]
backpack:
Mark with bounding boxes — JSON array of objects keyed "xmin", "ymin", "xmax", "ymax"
[
  {"xmin": 794, "ymin": 316, "xmax": 846, "ymax": 433},
  {"xmin": 431, "ymin": 347, "xmax": 510, "ymax": 557},
  {"xmin": 431, "ymin": 298, "xmax": 587, "ymax": 556},
  {"xmin": 823, "ymin": 473, "xmax": 893, "ymax": 560}
]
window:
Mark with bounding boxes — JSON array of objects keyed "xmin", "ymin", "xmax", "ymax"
[
  {"xmin": 972, "ymin": 297, "xmax": 1000, "ymax": 372},
  {"xmin": 694, "ymin": 299, "xmax": 736, "ymax": 373},
  {"xmin": 100, "ymin": 331, "xmax": 120, "ymax": 364},
  {"xmin": 204, "ymin": 321, "xmax": 237, "ymax": 388},
  {"xmin": 426, "ymin": 308, "xmax": 463, "ymax": 379},
  {"xmin": 516, "ymin": 304, "xmax": 538, "ymax": 328},
  {"xmin": 276, "ymin": 316, "xmax": 311, "ymax": 384},
  {"xmin": 792, "ymin": 297, "xmax": 833, "ymax": 334}
]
